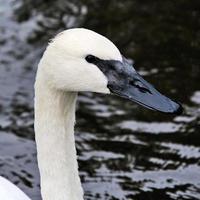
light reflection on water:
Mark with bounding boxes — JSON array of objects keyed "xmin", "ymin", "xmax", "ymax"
[
  {"xmin": 191, "ymin": 91, "xmax": 200, "ymax": 105},
  {"xmin": 118, "ymin": 121, "xmax": 182, "ymax": 134},
  {"xmin": 0, "ymin": 0, "xmax": 200, "ymax": 199}
]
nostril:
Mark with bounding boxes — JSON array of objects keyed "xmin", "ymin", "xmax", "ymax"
[
  {"xmin": 129, "ymin": 80, "xmax": 152, "ymax": 94},
  {"xmin": 129, "ymin": 80, "xmax": 136, "ymax": 87}
]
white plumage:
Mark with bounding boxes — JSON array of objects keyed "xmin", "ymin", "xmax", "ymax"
[{"xmin": 0, "ymin": 176, "xmax": 30, "ymax": 200}]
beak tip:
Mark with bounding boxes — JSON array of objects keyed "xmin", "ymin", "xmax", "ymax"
[{"xmin": 172, "ymin": 103, "xmax": 183, "ymax": 115}]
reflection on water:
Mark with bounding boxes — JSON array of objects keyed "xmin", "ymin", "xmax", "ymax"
[
  {"xmin": 191, "ymin": 91, "xmax": 200, "ymax": 105},
  {"xmin": 118, "ymin": 121, "xmax": 182, "ymax": 134},
  {"xmin": 0, "ymin": 0, "xmax": 200, "ymax": 199}
]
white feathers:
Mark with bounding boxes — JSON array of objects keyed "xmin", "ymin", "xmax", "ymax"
[
  {"xmin": 51, "ymin": 28, "xmax": 122, "ymax": 62},
  {"xmin": 0, "ymin": 176, "xmax": 30, "ymax": 200},
  {"xmin": 34, "ymin": 28, "xmax": 123, "ymax": 200},
  {"xmin": 37, "ymin": 28, "xmax": 122, "ymax": 93}
]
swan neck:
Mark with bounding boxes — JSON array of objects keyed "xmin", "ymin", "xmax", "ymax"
[{"xmin": 34, "ymin": 81, "xmax": 83, "ymax": 200}]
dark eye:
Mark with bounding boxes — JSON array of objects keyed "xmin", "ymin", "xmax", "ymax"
[{"xmin": 85, "ymin": 55, "xmax": 96, "ymax": 63}]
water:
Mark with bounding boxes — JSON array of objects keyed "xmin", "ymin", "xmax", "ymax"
[{"xmin": 0, "ymin": 0, "xmax": 200, "ymax": 199}]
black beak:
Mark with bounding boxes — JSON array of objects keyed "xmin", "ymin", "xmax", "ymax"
[{"xmin": 86, "ymin": 55, "xmax": 183, "ymax": 114}]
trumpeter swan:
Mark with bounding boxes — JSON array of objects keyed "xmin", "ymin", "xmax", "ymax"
[{"xmin": 0, "ymin": 28, "xmax": 182, "ymax": 200}]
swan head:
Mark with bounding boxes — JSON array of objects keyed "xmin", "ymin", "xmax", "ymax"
[{"xmin": 38, "ymin": 28, "xmax": 182, "ymax": 114}]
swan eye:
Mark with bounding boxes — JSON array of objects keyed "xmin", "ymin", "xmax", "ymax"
[{"xmin": 85, "ymin": 55, "xmax": 97, "ymax": 63}]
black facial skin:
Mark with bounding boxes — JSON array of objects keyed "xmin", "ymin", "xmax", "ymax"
[{"xmin": 85, "ymin": 55, "xmax": 183, "ymax": 114}]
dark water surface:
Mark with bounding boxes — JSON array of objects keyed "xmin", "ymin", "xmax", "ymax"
[{"xmin": 0, "ymin": 0, "xmax": 200, "ymax": 199}]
